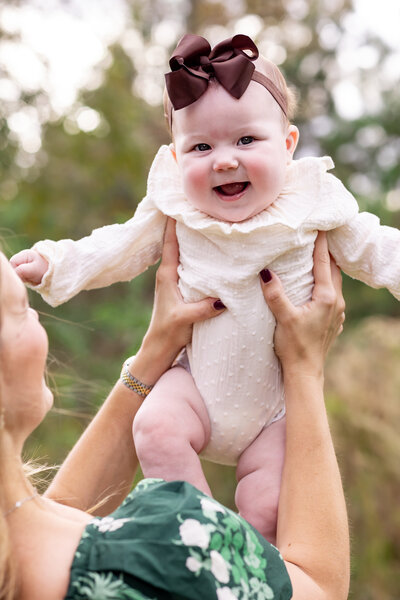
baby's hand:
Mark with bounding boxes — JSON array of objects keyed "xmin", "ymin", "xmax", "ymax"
[{"xmin": 10, "ymin": 249, "xmax": 49, "ymax": 285}]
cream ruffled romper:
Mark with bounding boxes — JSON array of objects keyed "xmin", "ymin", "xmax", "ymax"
[{"xmin": 32, "ymin": 145, "xmax": 400, "ymax": 465}]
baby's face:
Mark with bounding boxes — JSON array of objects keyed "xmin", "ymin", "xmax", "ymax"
[{"xmin": 171, "ymin": 80, "xmax": 298, "ymax": 223}]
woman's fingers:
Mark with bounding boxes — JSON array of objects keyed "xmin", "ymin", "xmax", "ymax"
[
  {"xmin": 311, "ymin": 231, "xmax": 336, "ymax": 303},
  {"xmin": 330, "ymin": 256, "xmax": 346, "ymax": 314},
  {"xmin": 312, "ymin": 233, "xmax": 346, "ymax": 343},
  {"xmin": 159, "ymin": 217, "xmax": 179, "ymax": 277},
  {"xmin": 259, "ymin": 269, "xmax": 294, "ymax": 323},
  {"xmin": 154, "ymin": 216, "xmax": 225, "ymax": 347}
]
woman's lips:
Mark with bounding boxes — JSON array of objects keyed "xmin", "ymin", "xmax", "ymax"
[{"xmin": 214, "ymin": 181, "xmax": 249, "ymax": 200}]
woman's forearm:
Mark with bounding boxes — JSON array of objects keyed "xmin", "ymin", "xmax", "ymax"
[
  {"xmin": 259, "ymin": 233, "xmax": 349, "ymax": 598},
  {"xmin": 277, "ymin": 373, "xmax": 350, "ymax": 599},
  {"xmin": 45, "ymin": 340, "xmax": 174, "ymax": 515}
]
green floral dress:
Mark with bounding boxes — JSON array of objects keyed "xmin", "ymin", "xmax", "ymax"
[{"xmin": 64, "ymin": 479, "xmax": 292, "ymax": 600}]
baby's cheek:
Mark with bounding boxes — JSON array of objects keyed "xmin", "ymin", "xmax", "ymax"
[
  {"xmin": 183, "ymin": 166, "xmax": 206, "ymax": 200},
  {"xmin": 259, "ymin": 164, "xmax": 286, "ymax": 201},
  {"xmin": 186, "ymin": 164, "xmax": 205, "ymax": 186}
]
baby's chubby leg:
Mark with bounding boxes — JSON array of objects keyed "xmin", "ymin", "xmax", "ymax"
[
  {"xmin": 235, "ymin": 416, "xmax": 286, "ymax": 544},
  {"xmin": 133, "ymin": 366, "xmax": 212, "ymax": 495}
]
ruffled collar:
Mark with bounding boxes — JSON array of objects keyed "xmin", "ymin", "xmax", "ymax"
[{"xmin": 146, "ymin": 144, "xmax": 334, "ymax": 236}]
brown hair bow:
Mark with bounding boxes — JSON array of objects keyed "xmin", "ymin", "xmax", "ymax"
[{"xmin": 164, "ymin": 34, "xmax": 287, "ymax": 116}]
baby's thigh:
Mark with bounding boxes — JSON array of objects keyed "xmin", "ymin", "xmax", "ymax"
[
  {"xmin": 134, "ymin": 366, "xmax": 211, "ymax": 449},
  {"xmin": 235, "ymin": 418, "xmax": 286, "ymax": 542},
  {"xmin": 236, "ymin": 417, "xmax": 286, "ymax": 487}
]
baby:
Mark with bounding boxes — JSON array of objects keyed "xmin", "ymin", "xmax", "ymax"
[{"xmin": 11, "ymin": 34, "xmax": 400, "ymax": 542}]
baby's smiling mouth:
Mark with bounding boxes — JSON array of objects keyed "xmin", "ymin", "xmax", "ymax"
[{"xmin": 214, "ymin": 182, "xmax": 249, "ymax": 197}]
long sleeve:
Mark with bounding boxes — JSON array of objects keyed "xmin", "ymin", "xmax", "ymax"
[
  {"xmin": 31, "ymin": 195, "xmax": 166, "ymax": 306},
  {"xmin": 327, "ymin": 211, "xmax": 400, "ymax": 300}
]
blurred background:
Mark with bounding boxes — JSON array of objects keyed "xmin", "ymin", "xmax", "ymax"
[{"xmin": 0, "ymin": 0, "xmax": 399, "ymax": 597}]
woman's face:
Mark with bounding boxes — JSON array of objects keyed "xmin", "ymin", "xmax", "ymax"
[{"xmin": 0, "ymin": 253, "xmax": 53, "ymax": 442}]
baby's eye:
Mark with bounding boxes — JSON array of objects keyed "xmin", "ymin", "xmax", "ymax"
[
  {"xmin": 194, "ymin": 143, "xmax": 211, "ymax": 152},
  {"xmin": 238, "ymin": 136, "xmax": 254, "ymax": 145}
]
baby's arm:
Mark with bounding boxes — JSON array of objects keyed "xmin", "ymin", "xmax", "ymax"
[
  {"xmin": 328, "ymin": 211, "xmax": 400, "ymax": 300},
  {"xmin": 11, "ymin": 196, "xmax": 166, "ymax": 307}
]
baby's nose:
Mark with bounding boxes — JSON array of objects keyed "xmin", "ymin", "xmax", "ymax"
[{"xmin": 213, "ymin": 153, "xmax": 239, "ymax": 172}]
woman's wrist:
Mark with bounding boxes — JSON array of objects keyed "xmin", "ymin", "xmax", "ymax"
[
  {"xmin": 280, "ymin": 361, "xmax": 324, "ymax": 386},
  {"xmin": 127, "ymin": 333, "xmax": 181, "ymax": 388},
  {"xmin": 282, "ymin": 368, "xmax": 324, "ymax": 392},
  {"xmin": 277, "ymin": 341, "xmax": 326, "ymax": 384}
]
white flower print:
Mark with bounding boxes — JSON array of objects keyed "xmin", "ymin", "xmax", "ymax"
[
  {"xmin": 244, "ymin": 552, "xmax": 261, "ymax": 570},
  {"xmin": 251, "ymin": 581, "xmax": 274, "ymax": 599},
  {"xmin": 186, "ymin": 556, "xmax": 202, "ymax": 573},
  {"xmin": 216, "ymin": 587, "xmax": 238, "ymax": 600},
  {"xmin": 179, "ymin": 519, "xmax": 210, "ymax": 548},
  {"xmin": 200, "ymin": 497, "xmax": 226, "ymax": 514},
  {"xmin": 91, "ymin": 517, "xmax": 131, "ymax": 533},
  {"xmin": 210, "ymin": 550, "xmax": 230, "ymax": 583}
]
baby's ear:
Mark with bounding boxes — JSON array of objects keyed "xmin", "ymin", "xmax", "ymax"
[
  {"xmin": 169, "ymin": 143, "xmax": 177, "ymax": 162},
  {"xmin": 286, "ymin": 125, "xmax": 299, "ymax": 160}
]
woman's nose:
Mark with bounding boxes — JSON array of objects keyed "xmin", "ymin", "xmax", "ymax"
[{"xmin": 213, "ymin": 153, "xmax": 239, "ymax": 172}]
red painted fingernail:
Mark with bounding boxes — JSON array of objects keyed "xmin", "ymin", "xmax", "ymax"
[
  {"xmin": 260, "ymin": 269, "xmax": 272, "ymax": 283},
  {"xmin": 213, "ymin": 299, "xmax": 226, "ymax": 310}
]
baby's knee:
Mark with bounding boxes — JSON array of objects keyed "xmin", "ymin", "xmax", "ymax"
[
  {"xmin": 235, "ymin": 475, "xmax": 279, "ymax": 516},
  {"xmin": 235, "ymin": 473, "xmax": 280, "ymax": 542},
  {"xmin": 133, "ymin": 404, "xmax": 177, "ymax": 458}
]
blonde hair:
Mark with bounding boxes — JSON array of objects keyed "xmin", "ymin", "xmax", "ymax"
[
  {"xmin": 255, "ymin": 55, "xmax": 298, "ymax": 123},
  {"xmin": 163, "ymin": 53, "xmax": 297, "ymax": 136}
]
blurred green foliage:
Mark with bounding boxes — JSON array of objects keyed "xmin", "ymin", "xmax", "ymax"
[
  {"xmin": 0, "ymin": 1, "xmax": 399, "ymax": 597},
  {"xmin": 326, "ymin": 317, "xmax": 400, "ymax": 599}
]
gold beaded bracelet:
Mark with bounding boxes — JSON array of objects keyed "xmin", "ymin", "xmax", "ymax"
[{"xmin": 120, "ymin": 358, "xmax": 153, "ymax": 399}]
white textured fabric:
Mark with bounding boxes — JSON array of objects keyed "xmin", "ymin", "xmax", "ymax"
[{"xmin": 32, "ymin": 145, "xmax": 400, "ymax": 465}]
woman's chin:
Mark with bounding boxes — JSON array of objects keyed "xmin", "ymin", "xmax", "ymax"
[{"xmin": 43, "ymin": 382, "xmax": 54, "ymax": 411}]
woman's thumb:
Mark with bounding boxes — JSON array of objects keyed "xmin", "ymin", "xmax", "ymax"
[
  {"xmin": 185, "ymin": 297, "xmax": 226, "ymax": 324},
  {"xmin": 259, "ymin": 269, "xmax": 293, "ymax": 322}
]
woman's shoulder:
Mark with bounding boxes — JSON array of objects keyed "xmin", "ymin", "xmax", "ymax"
[
  {"xmin": 64, "ymin": 478, "xmax": 293, "ymax": 600},
  {"xmin": 17, "ymin": 508, "xmax": 91, "ymax": 600}
]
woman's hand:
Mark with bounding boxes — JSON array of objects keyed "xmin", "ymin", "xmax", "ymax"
[
  {"xmin": 260, "ymin": 231, "xmax": 345, "ymax": 379},
  {"xmin": 138, "ymin": 218, "xmax": 225, "ymax": 371}
]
